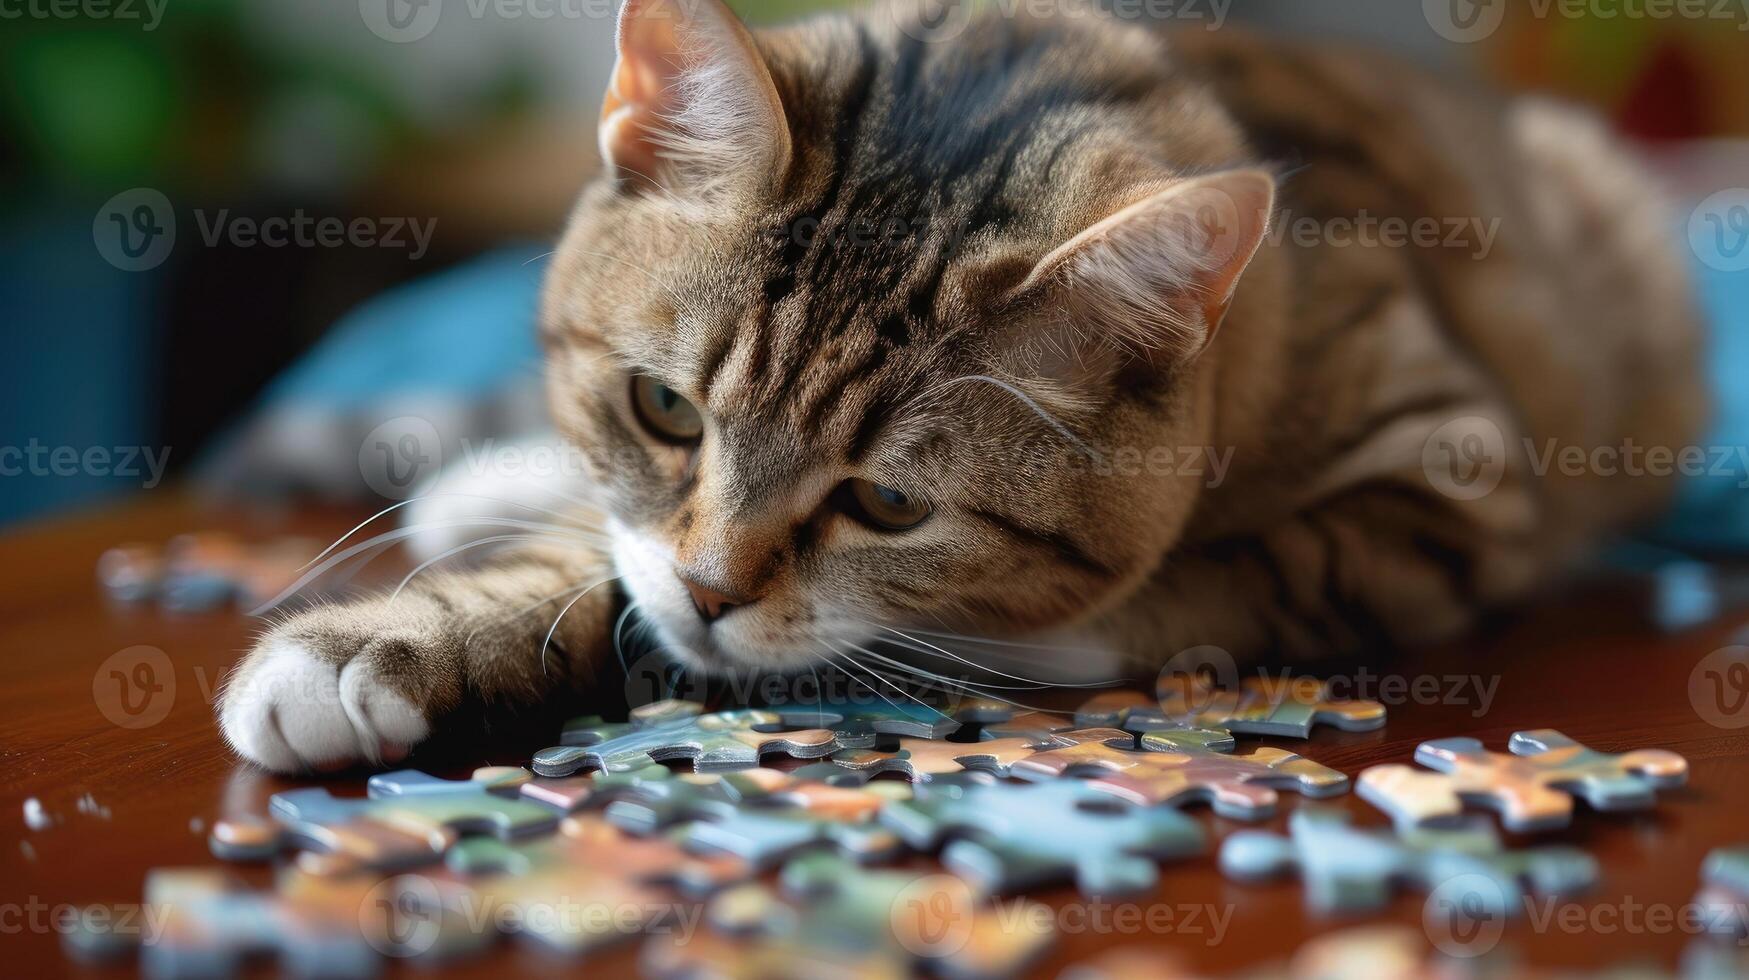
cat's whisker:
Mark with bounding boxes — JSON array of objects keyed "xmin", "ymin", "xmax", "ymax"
[
  {"xmin": 827, "ymin": 638, "xmax": 944, "ymax": 718},
  {"xmin": 565, "ymin": 247, "xmax": 710, "ymax": 324},
  {"xmin": 305, "ymin": 493, "xmax": 601, "ymax": 573},
  {"xmin": 389, "ymin": 534, "xmax": 543, "ymax": 603},
  {"xmin": 251, "ymin": 518, "xmax": 603, "ymax": 617},
  {"xmin": 923, "ymin": 374, "xmax": 1102, "ymax": 462},
  {"xmin": 877, "ymin": 626, "xmax": 1119, "ymax": 689},
  {"xmin": 540, "ymin": 575, "xmax": 620, "ymax": 678},
  {"xmin": 813, "ymin": 643, "xmax": 902, "ymax": 716}
]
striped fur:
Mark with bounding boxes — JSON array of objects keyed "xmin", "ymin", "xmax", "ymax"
[{"xmin": 217, "ymin": 1, "xmax": 1705, "ymax": 772}]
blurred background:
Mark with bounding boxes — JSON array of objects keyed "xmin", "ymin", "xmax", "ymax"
[{"xmin": 1, "ymin": 0, "xmax": 1745, "ymax": 526}]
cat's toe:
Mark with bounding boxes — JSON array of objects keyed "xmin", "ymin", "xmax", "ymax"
[
  {"xmin": 220, "ymin": 637, "xmax": 427, "ymax": 772},
  {"xmin": 338, "ymin": 657, "xmax": 429, "ymax": 765}
]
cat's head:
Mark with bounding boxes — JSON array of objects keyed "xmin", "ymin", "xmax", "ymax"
[{"xmin": 542, "ymin": 0, "xmax": 1275, "ymax": 674}]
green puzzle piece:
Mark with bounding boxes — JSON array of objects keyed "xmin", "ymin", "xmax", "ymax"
[
  {"xmin": 1220, "ymin": 807, "xmax": 1597, "ymax": 915},
  {"xmin": 644, "ymin": 853, "xmax": 1054, "ymax": 980},
  {"xmin": 533, "ymin": 700, "xmax": 841, "ymax": 776},
  {"xmin": 880, "ymin": 775, "xmax": 1205, "ymax": 898}
]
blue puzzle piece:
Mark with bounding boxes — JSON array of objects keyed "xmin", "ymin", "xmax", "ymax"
[{"xmin": 880, "ymin": 775, "xmax": 1204, "ymax": 897}]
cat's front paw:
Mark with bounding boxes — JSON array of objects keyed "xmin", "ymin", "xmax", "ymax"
[{"xmin": 219, "ymin": 599, "xmax": 459, "ymax": 772}]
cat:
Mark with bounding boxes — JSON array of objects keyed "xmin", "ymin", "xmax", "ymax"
[{"xmin": 218, "ymin": 0, "xmax": 1705, "ymax": 772}]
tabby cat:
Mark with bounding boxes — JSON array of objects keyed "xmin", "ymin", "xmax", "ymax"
[{"xmin": 219, "ymin": 0, "xmax": 1704, "ymax": 772}]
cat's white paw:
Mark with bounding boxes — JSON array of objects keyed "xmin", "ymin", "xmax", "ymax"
[{"xmin": 220, "ymin": 638, "xmax": 430, "ymax": 773}]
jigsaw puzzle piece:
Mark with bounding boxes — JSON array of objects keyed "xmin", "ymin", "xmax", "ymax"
[
  {"xmin": 1358, "ymin": 729, "xmax": 1689, "ymax": 832},
  {"xmin": 832, "ymin": 727, "xmax": 1130, "ymax": 782},
  {"xmin": 882, "ymin": 775, "xmax": 1204, "ymax": 898},
  {"xmin": 1219, "ymin": 807, "xmax": 1596, "ymax": 915},
  {"xmin": 365, "ymin": 767, "xmax": 560, "ymax": 840},
  {"xmin": 534, "ymin": 700, "xmax": 840, "ymax": 776},
  {"xmin": 1013, "ymin": 728, "xmax": 1348, "ymax": 820},
  {"xmin": 209, "ymin": 812, "xmax": 451, "ymax": 876},
  {"xmin": 645, "ymin": 854, "xmax": 1053, "ymax": 980},
  {"xmin": 63, "ymin": 869, "xmax": 378, "ymax": 979},
  {"xmin": 682, "ymin": 777, "xmax": 911, "ymax": 868},
  {"xmin": 1072, "ymin": 692, "xmax": 1176, "ymax": 733},
  {"xmin": 770, "ymin": 698, "xmax": 961, "ymax": 747},
  {"xmin": 1155, "ymin": 675, "xmax": 1386, "ymax": 737},
  {"xmin": 1695, "ymin": 845, "xmax": 1749, "ymax": 939}
]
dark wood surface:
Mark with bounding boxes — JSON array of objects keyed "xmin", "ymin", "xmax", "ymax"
[{"xmin": 3, "ymin": 495, "xmax": 1747, "ymax": 977}]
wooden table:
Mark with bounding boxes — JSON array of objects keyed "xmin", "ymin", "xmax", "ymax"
[{"xmin": 3, "ymin": 496, "xmax": 1747, "ymax": 977}]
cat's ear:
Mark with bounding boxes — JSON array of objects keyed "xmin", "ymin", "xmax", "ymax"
[
  {"xmin": 1015, "ymin": 169, "xmax": 1275, "ymax": 362},
  {"xmin": 599, "ymin": 0, "xmax": 791, "ymax": 195}
]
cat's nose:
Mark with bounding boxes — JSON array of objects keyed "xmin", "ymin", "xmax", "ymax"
[{"xmin": 678, "ymin": 575, "xmax": 745, "ymax": 624}]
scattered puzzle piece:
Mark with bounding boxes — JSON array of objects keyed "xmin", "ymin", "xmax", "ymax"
[
  {"xmin": 212, "ymin": 767, "xmax": 559, "ymax": 874},
  {"xmin": 1219, "ymin": 807, "xmax": 1597, "ymax": 915},
  {"xmin": 681, "ymin": 778, "xmax": 912, "ymax": 868},
  {"xmin": 1358, "ymin": 729, "xmax": 1689, "ymax": 832},
  {"xmin": 1152, "ymin": 675, "xmax": 1387, "ymax": 738},
  {"xmin": 1012, "ymin": 728, "xmax": 1348, "ymax": 820},
  {"xmin": 882, "ymin": 775, "xmax": 1205, "ymax": 897},
  {"xmin": 1694, "ymin": 845, "xmax": 1749, "ymax": 939},
  {"xmin": 1072, "ymin": 692, "xmax": 1175, "ymax": 733},
  {"xmin": 770, "ymin": 698, "xmax": 962, "ymax": 747},
  {"xmin": 644, "ymin": 853, "xmax": 1054, "ymax": 980},
  {"xmin": 63, "ymin": 869, "xmax": 378, "ymax": 979},
  {"xmin": 533, "ymin": 700, "xmax": 840, "ymax": 776},
  {"xmin": 832, "ymin": 727, "xmax": 1131, "ymax": 782}
]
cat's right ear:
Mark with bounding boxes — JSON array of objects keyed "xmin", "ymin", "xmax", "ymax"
[{"xmin": 599, "ymin": 0, "xmax": 792, "ymax": 196}]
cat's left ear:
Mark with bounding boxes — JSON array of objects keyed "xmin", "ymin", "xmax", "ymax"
[
  {"xmin": 1015, "ymin": 169, "xmax": 1276, "ymax": 362},
  {"xmin": 599, "ymin": 0, "xmax": 791, "ymax": 195}
]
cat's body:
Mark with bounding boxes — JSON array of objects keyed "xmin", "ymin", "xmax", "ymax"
[{"xmin": 219, "ymin": 1, "xmax": 1704, "ymax": 772}]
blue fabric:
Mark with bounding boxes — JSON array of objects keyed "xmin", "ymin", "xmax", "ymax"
[
  {"xmin": 1654, "ymin": 259, "xmax": 1749, "ymax": 553},
  {"xmin": 257, "ymin": 245, "xmax": 547, "ymax": 411}
]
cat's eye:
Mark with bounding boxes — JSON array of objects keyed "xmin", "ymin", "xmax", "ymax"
[
  {"xmin": 842, "ymin": 479, "xmax": 932, "ymax": 531},
  {"xmin": 631, "ymin": 376, "xmax": 704, "ymax": 444}
]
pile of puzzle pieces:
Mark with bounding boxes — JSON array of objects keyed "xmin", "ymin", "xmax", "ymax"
[
  {"xmin": 65, "ymin": 675, "xmax": 1726, "ymax": 978},
  {"xmin": 98, "ymin": 533, "xmax": 321, "ymax": 612}
]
